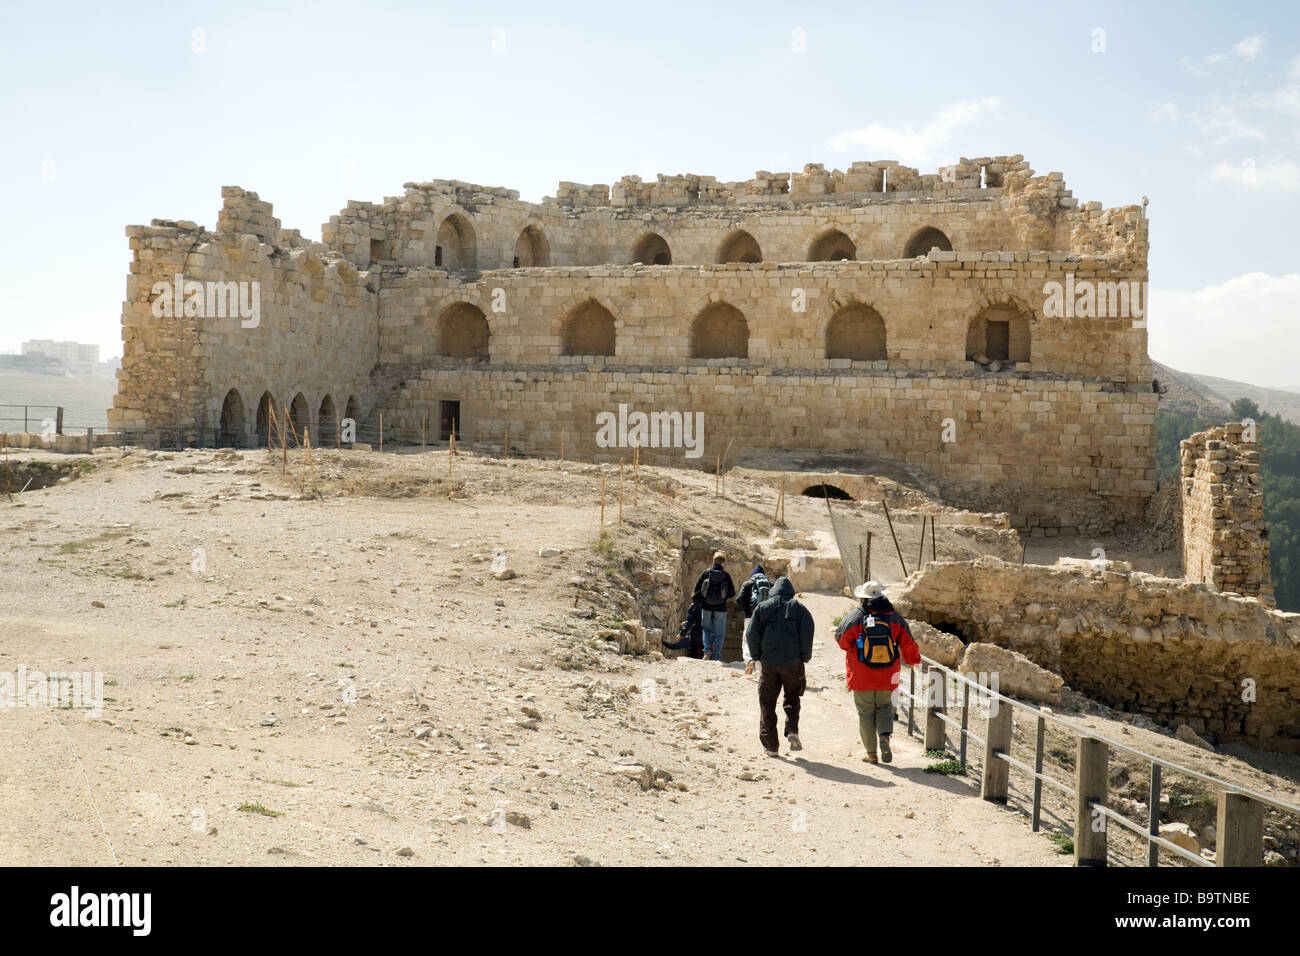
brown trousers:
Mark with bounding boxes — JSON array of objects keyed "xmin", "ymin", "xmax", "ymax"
[{"xmin": 758, "ymin": 663, "xmax": 806, "ymax": 752}]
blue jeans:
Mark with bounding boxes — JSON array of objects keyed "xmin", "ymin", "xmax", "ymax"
[{"xmin": 702, "ymin": 609, "xmax": 726, "ymax": 660}]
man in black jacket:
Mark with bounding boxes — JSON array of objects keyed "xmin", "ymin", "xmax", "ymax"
[
  {"xmin": 692, "ymin": 551, "xmax": 735, "ymax": 661},
  {"xmin": 746, "ymin": 576, "xmax": 814, "ymax": 755}
]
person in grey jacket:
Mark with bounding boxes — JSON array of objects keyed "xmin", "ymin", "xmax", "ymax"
[{"xmin": 746, "ymin": 577, "xmax": 814, "ymax": 755}]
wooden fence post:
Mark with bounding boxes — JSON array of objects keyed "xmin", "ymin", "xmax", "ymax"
[
  {"xmin": 1216, "ymin": 792, "xmax": 1264, "ymax": 867},
  {"xmin": 1075, "ymin": 737, "xmax": 1109, "ymax": 867},
  {"xmin": 981, "ymin": 695, "xmax": 1013, "ymax": 803},
  {"xmin": 923, "ymin": 667, "xmax": 946, "ymax": 752},
  {"xmin": 881, "ymin": 499, "xmax": 908, "ymax": 577}
]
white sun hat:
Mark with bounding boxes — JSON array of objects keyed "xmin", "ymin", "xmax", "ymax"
[{"xmin": 852, "ymin": 580, "xmax": 886, "ymax": 600}]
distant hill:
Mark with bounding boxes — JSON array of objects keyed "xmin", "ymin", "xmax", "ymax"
[
  {"xmin": 1152, "ymin": 360, "xmax": 1230, "ymax": 419},
  {"xmin": 1180, "ymin": 372, "xmax": 1300, "ymax": 426},
  {"xmin": 0, "ymin": 369, "xmax": 115, "ymax": 432},
  {"xmin": 1152, "ymin": 361, "xmax": 1300, "ymax": 426}
]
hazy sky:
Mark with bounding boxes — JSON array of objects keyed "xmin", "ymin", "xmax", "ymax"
[{"xmin": 2, "ymin": 1, "xmax": 1297, "ymax": 386}]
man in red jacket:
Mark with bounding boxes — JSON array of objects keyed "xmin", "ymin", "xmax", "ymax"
[{"xmin": 834, "ymin": 580, "xmax": 921, "ymax": 764}]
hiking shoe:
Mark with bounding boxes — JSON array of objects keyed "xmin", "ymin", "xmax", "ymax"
[
  {"xmin": 744, "ymin": 661, "xmax": 755, "ymax": 676},
  {"xmin": 786, "ymin": 734, "xmax": 802, "ymax": 751},
  {"xmin": 863, "ymin": 753, "xmax": 879, "ymax": 764},
  {"xmin": 764, "ymin": 748, "xmax": 780, "ymax": 757},
  {"xmin": 879, "ymin": 735, "xmax": 893, "ymax": 763}
]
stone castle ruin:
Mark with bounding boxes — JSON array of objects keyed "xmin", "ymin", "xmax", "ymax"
[
  {"xmin": 103, "ymin": 152, "xmax": 1294, "ymax": 749},
  {"xmin": 110, "ymin": 154, "xmax": 1154, "ymax": 535}
]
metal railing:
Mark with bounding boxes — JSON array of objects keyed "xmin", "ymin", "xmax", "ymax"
[
  {"xmin": 0, "ymin": 404, "xmax": 63, "ymax": 435},
  {"xmin": 896, "ymin": 653, "xmax": 1300, "ymax": 867}
]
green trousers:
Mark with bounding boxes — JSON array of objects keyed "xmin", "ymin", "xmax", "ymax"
[{"xmin": 853, "ymin": 690, "xmax": 895, "ymax": 752}]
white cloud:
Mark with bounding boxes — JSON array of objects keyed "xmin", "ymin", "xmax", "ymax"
[
  {"xmin": 1234, "ymin": 35, "xmax": 1264, "ymax": 61},
  {"xmin": 1150, "ymin": 273, "xmax": 1300, "ymax": 388},
  {"xmin": 1208, "ymin": 158, "xmax": 1300, "ymax": 191},
  {"xmin": 827, "ymin": 98, "xmax": 1001, "ymax": 164},
  {"xmin": 1149, "ymin": 100, "xmax": 1264, "ymax": 144},
  {"xmin": 1290, "ymin": 53, "xmax": 1300, "ymax": 80},
  {"xmin": 1187, "ymin": 34, "xmax": 1265, "ymax": 73}
]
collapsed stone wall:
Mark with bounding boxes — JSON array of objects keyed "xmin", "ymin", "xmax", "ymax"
[
  {"xmin": 1181, "ymin": 423, "xmax": 1272, "ymax": 600},
  {"xmin": 110, "ymin": 190, "xmax": 379, "ymax": 444},
  {"xmin": 893, "ymin": 557, "xmax": 1300, "ymax": 752}
]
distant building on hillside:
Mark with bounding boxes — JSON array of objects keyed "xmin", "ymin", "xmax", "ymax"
[{"xmin": 21, "ymin": 339, "xmax": 100, "ymax": 375}]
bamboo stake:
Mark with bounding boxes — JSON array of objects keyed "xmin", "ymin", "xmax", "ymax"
[
  {"xmin": 618, "ymin": 458, "xmax": 624, "ymax": 524},
  {"xmin": 858, "ymin": 544, "xmax": 864, "ymax": 585},
  {"xmin": 451, "ymin": 419, "xmax": 457, "ymax": 456},
  {"xmin": 304, "ymin": 429, "xmax": 318, "ymax": 497},
  {"xmin": 280, "ymin": 407, "xmax": 288, "ymax": 476},
  {"xmin": 866, "ymin": 531, "xmax": 873, "ymax": 582},
  {"xmin": 917, "ymin": 514, "xmax": 927, "ymax": 570},
  {"xmin": 633, "ymin": 443, "xmax": 639, "ymax": 504},
  {"xmin": 503, "ymin": 426, "xmax": 508, "ymax": 460},
  {"xmin": 774, "ymin": 479, "xmax": 784, "ymax": 522},
  {"xmin": 379, "ymin": 413, "xmax": 383, "ymax": 454},
  {"xmin": 421, "ymin": 416, "xmax": 425, "ymax": 451},
  {"xmin": 560, "ymin": 432, "xmax": 565, "ymax": 462},
  {"xmin": 449, "ymin": 429, "xmax": 455, "ymax": 482},
  {"xmin": 715, "ymin": 455, "xmax": 720, "ymax": 496},
  {"xmin": 1021, "ymin": 539, "xmax": 1028, "ymax": 566},
  {"xmin": 931, "ymin": 513, "xmax": 937, "ymax": 563},
  {"xmin": 335, "ymin": 413, "xmax": 340, "ymax": 449},
  {"xmin": 881, "ymin": 498, "xmax": 908, "ymax": 578},
  {"xmin": 600, "ymin": 472, "xmax": 606, "ymax": 528}
]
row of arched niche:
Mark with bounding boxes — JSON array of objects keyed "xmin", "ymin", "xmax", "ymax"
[
  {"xmin": 631, "ymin": 225, "xmax": 952, "ymax": 265},
  {"xmin": 370, "ymin": 215, "xmax": 953, "ymax": 269},
  {"xmin": 432, "ymin": 300, "xmax": 1032, "ymax": 363},
  {"xmin": 217, "ymin": 390, "xmax": 360, "ymax": 447}
]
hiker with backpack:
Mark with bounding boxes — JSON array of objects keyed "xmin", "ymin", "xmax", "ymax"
[
  {"xmin": 662, "ymin": 587, "xmax": 705, "ymax": 659},
  {"xmin": 693, "ymin": 552, "xmax": 735, "ymax": 661},
  {"xmin": 834, "ymin": 580, "xmax": 920, "ymax": 764},
  {"xmin": 746, "ymin": 576, "xmax": 814, "ymax": 755},
  {"xmin": 737, "ymin": 564, "xmax": 773, "ymax": 676}
]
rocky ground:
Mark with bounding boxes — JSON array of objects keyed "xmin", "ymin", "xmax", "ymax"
[{"xmin": 0, "ymin": 444, "xmax": 1293, "ymax": 866}]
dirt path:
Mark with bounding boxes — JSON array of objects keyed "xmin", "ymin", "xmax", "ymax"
[{"xmin": 633, "ymin": 591, "xmax": 1066, "ymax": 865}]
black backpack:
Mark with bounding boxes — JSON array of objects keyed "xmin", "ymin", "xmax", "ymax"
[
  {"xmin": 750, "ymin": 575, "xmax": 773, "ymax": 608},
  {"xmin": 702, "ymin": 567, "xmax": 728, "ymax": 605}
]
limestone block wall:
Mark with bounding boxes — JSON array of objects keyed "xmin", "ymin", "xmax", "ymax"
[
  {"xmin": 1181, "ymin": 423, "xmax": 1272, "ymax": 599},
  {"xmin": 893, "ymin": 558, "xmax": 1300, "ymax": 752},
  {"xmin": 316, "ymin": 154, "xmax": 1147, "ymax": 274},
  {"xmin": 110, "ymin": 190, "xmax": 380, "ymax": 445},
  {"xmin": 375, "ymin": 256, "xmax": 1152, "ymax": 383},
  {"xmin": 383, "ymin": 365, "xmax": 1155, "ymax": 533}
]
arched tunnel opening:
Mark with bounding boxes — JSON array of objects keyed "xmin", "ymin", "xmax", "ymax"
[
  {"xmin": 802, "ymin": 483, "xmax": 852, "ymax": 500},
  {"xmin": 926, "ymin": 616, "xmax": 975, "ymax": 646}
]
